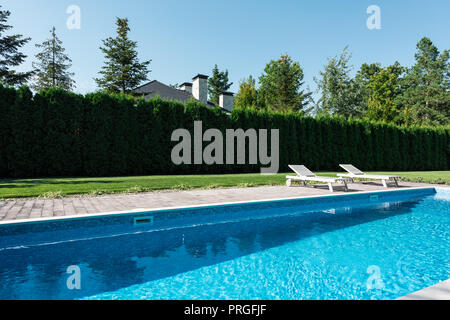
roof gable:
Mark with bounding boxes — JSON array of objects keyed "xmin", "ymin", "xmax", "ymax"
[
  {"xmin": 134, "ymin": 80, "xmax": 193, "ymax": 103},
  {"xmin": 133, "ymin": 80, "xmax": 229, "ymax": 113}
]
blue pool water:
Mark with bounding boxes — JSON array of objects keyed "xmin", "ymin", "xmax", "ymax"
[{"xmin": 0, "ymin": 188, "xmax": 449, "ymax": 300}]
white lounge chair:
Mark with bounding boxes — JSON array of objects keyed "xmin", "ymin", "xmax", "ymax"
[
  {"xmin": 337, "ymin": 164, "xmax": 400, "ymax": 188},
  {"xmin": 286, "ymin": 165, "xmax": 348, "ymax": 192}
]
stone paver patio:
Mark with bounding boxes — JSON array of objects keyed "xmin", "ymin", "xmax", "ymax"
[{"xmin": 0, "ymin": 181, "xmax": 439, "ymax": 222}]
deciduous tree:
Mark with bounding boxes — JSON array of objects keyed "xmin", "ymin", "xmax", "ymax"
[
  {"xmin": 314, "ymin": 47, "xmax": 363, "ymax": 118},
  {"xmin": 234, "ymin": 75, "xmax": 258, "ymax": 109}
]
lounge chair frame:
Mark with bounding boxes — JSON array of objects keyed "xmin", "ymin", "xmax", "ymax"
[
  {"xmin": 337, "ymin": 164, "xmax": 400, "ymax": 188},
  {"xmin": 286, "ymin": 165, "xmax": 348, "ymax": 192}
]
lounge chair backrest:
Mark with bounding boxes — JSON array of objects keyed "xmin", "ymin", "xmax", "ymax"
[
  {"xmin": 340, "ymin": 164, "xmax": 364, "ymax": 175},
  {"xmin": 289, "ymin": 165, "xmax": 316, "ymax": 177}
]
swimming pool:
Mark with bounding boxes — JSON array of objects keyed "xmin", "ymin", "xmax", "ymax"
[{"xmin": 0, "ymin": 188, "xmax": 448, "ymax": 300}]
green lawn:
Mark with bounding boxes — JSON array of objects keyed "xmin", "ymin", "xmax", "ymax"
[{"xmin": 0, "ymin": 171, "xmax": 448, "ymax": 199}]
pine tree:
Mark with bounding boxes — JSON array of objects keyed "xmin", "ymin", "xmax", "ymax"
[
  {"xmin": 208, "ymin": 64, "xmax": 233, "ymax": 105},
  {"xmin": 95, "ymin": 18, "xmax": 151, "ymax": 94},
  {"xmin": 0, "ymin": 6, "xmax": 33, "ymax": 86},
  {"xmin": 32, "ymin": 27, "xmax": 75, "ymax": 91},
  {"xmin": 397, "ymin": 37, "xmax": 449, "ymax": 125},
  {"xmin": 259, "ymin": 54, "xmax": 312, "ymax": 113}
]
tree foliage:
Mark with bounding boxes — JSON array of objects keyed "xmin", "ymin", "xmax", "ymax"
[
  {"xmin": 32, "ymin": 27, "xmax": 75, "ymax": 91},
  {"xmin": 258, "ymin": 55, "xmax": 312, "ymax": 113},
  {"xmin": 207, "ymin": 64, "xmax": 233, "ymax": 105},
  {"xmin": 354, "ymin": 62, "xmax": 382, "ymax": 114},
  {"xmin": 95, "ymin": 18, "xmax": 151, "ymax": 94},
  {"xmin": 314, "ymin": 39, "xmax": 449, "ymax": 126},
  {"xmin": 315, "ymin": 47, "xmax": 363, "ymax": 118},
  {"xmin": 234, "ymin": 75, "xmax": 258, "ymax": 109},
  {"xmin": 397, "ymin": 37, "xmax": 449, "ymax": 126},
  {"xmin": 0, "ymin": 6, "xmax": 33, "ymax": 86},
  {"xmin": 365, "ymin": 62, "xmax": 404, "ymax": 123},
  {"xmin": 0, "ymin": 84, "xmax": 447, "ymax": 178}
]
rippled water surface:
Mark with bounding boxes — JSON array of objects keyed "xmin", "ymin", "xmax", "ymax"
[{"xmin": 0, "ymin": 189, "xmax": 449, "ymax": 300}]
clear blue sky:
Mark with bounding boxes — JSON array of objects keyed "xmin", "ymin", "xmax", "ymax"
[{"xmin": 3, "ymin": 0, "xmax": 450, "ymax": 95}]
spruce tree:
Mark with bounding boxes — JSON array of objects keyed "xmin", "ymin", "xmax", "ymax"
[
  {"xmin": 208, "ymin": 64, "xmax": 233, "ymax": 105},
  {"xmin": 259, "ymin": 55, "xmax": 312, "ymax": 113},
  {"xmin": 32, "ymin": 27, "xmax": 75, "ymax": 91},
  {"xmin": 0, "ymin": 6, "xmax": 33, "ymax": 86},
  {"xmin": 95, "ymin": 18, "xmax": 151, "ymax": 94}
]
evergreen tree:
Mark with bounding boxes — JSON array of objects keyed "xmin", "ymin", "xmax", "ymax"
[
  {"xmin": 234, "ymin": 75, "xmax": 258, "ymax": 108},
  {"xmin": 32, "ymin": 27, "xmax": 75, "ymax": 91},
  {"xmin": 0, "ymin": 6, "xmax": 33, "ymax": 86},
  {"xmin": 95, "ymin": 18, "xmax": 151, "ymax": 94},
  {"xmin": 314, "ymin": 47, "xmax": 363, "ymax": 118},
  {"xmin": 397, "ymin": 37, "xmax": 449, "ymax": 125},
  {"xmin": 207, "ymin": 64, "xmax": 233, "ymax": 105},
  {"xmin": 365, "ymin": 62, "xmax": 405, "ymax": 123},
  {"xmin": 354, "ymin": 62, "xmax": 382, "ymax": 114},
  {"xmin": 356, "ymin": 63, "xmax": 382, "ymax": 84},
  {"xmin": 258, "ymin": 54, "xmax": 312, "ymax": 113}
]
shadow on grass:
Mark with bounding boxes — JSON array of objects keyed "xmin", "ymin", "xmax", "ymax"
[
  {"xmin": 0, "ymin": 184, "xmax": 37, "ymax": 189},
  {"xmin": 0, "ymin": 179, "xmax": 126, "ymax": 186}
]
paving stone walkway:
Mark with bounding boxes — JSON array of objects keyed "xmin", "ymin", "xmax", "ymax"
[{"xmin": 0, "ymin": 182, "xmax": 439, "ymax": 222}]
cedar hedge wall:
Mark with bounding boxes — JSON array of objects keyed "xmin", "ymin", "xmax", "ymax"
[{"xmin": 0, "ymin": 85, "xmax": 448, "ymax": 178}]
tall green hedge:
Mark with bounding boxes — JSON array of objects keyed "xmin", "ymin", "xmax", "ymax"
[{"xmin": 0, "ymin": 85, "xmax": 448, "ymax": 178}]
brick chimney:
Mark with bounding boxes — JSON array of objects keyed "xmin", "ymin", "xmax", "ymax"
[
  {"xmin": 219, "ymin": 92, "xmax": 234, "ymax": 112},
  {"xmin": 179, "ymin": 82, "xmax": 192, "ymax": 93},
  {"xmin": 192, "ymin": 74, "xmax": 208, "ymax": 105}
]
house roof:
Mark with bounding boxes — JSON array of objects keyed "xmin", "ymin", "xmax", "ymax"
[
  {"xmin": 134, "ymin": 80, "xmax": 193, "ymax": 103},
  {"xmin": 193, "ymin": 74, "xmax": 208, "ymax": 80},
  {"xmin": 133, "ymin": 80, "xmax": 223, "ymax": 110}
]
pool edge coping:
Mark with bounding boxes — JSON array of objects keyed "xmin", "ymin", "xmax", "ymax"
[
  {"xmin": 397, "ymin": 279, "xmax": 450, "ymax": 300},
  {"xmin": 1, "ymin": 186, "xmax": 446, "ymax": 226}
]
